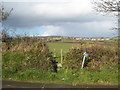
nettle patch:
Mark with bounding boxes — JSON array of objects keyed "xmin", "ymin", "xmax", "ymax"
[{"xmin": 64, "ymin": 45, "xmax": 118, "ymax": 72}]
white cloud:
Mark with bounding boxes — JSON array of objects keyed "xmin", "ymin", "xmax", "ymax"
[
  {"xmin": 2, "ymin": 0, "xmax": 69, "ymax": 2},
  {"xmin": 33, "ymin": 0, "xmax": 92, "ymax": 19},
  {"xmin": 41, "ymin": 25, "xmax": 65, "ymax": 36},
  {"xmin": 2, "ymin": 0, "xmax": 90, "ymax": 3}
]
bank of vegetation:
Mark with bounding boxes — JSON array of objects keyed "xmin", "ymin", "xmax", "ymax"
[{"xmin": 2, "ymin": 34, "xmax": 118, "ymax": 85}]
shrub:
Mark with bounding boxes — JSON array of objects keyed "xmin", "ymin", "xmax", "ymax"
[
  {"xmin": 25, "ymin": 41, "xmax": 53, "ymax": 71},
  {"xmin": 64, "ymin": 45, "xmax": 118, "ymax": 71},
  {"xmin": 64, "ymin": 47, "xmax": 84, "ymax": 69},
  {"xmin": 2, "ymin": 41, "xmax": 54, "ymax": 73},
  {"xmin": 2, "ymin": 51, "xmax": 25, "ymax": 74}
]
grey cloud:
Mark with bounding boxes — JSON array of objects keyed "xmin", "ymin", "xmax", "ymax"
[
  {"xmin": 2, "ymin": 2, "xmax": 116, "ymax": 37},
  {"xmin": 51, "ymin": 22, "xmax": 115, "ymax": 37},
  {"xmin": 3, "ymin": 2, "xmax": 113, "ymax": 29}
]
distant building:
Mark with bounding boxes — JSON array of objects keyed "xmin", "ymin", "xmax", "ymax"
[{"xmin": 76, "ymin": 38, "xmax": 82, "ymax": 41}]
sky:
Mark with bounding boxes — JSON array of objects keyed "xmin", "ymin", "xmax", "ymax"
[{"xmin": 2, "ymin": 0, "xmax": 117, "ymax": 37}]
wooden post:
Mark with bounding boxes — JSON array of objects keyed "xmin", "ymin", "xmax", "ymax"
[
  {"xmin": 54, "ymin": 48, "xmax": 56, "ymax": 57},
  {"xmin": 81, "ymin": 56, "xmax": 86, "ymax": 69},
  {"xmin": 61, "ymin": 49, "xmax": 63, "ymax": 64}
]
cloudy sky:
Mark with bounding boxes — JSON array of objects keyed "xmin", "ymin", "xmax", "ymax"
[{"xmin": 2, "ymin": 0, "xmax": 117, "ymax": 37}]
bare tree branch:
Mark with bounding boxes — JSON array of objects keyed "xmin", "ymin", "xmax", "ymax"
[
  {"xmin": 0, "ymin": 3, "xmax": 13, "ymax": 22},
  {"xmin": 93, "ymin": 0, "xmax": 119, "ymax": 15},
  {"xmin": 92, "ymin": 0, "xmax": 120, "ymax": 32}
]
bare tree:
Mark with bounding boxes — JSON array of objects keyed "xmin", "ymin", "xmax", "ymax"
[
  {"xmin": 93, "ymin": 0, "xmax": 120, "ymax": 15},
  {"xmin": 0, "ymin": 4, "xmax": 13, "ymax": 50},
  {"xmin": 0, "ymin": 4, "xmax": 13, "ymax": 22},
  {"xmin": 92, "ymin": 0, "xmax": 120, "ymax": 32}
]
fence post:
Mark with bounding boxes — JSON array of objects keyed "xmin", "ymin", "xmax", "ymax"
[
  {"xmin": 61, "ymin": 49, "xmax": 63, "ymax": 64},
  {"xmin": 54, "ymin": 48, "xmax": 56, "ymax": 57}
]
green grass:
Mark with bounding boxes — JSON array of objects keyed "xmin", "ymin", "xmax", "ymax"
[
  {"xmin": 3, "ymin": 65, "xmax": 118, "ymax": 85},
  {"xmin": 2, "ymin": 40, "xmax": 118, "ymax": 85},
  {"xmin": 48, "ymin": 42, "xmax": 82, "ymax": 61},
  {"xmin": 48, "ymin": 40, "xmax": 117, "ymax": 54},
  {"xmin": 48, "ymin": 42, "xmax": 82, "ymax": 62}
]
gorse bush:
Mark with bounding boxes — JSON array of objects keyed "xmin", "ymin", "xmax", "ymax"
[
  {"xmin": 64, "ymin": 47, "xmax": 84, "ymax": 69},
  {"xmin": 25, "ymin": 41, "xmax": 53, "ymax": 71},
  {"xmin": 65, "ymin": 45, "xmax": 118, "ymax": 71},
  {"xmin": 2, "ymin": 41, "xmax": 54, "ymax": 73}
]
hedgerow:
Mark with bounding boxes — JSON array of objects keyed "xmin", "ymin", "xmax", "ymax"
[
  {"xmin": 64, "ymin": 45, "xmax": 118, "ymax": 71},
  {"xmin": 2, "ymin": 41, "xmax": 54, "ymax": 73}
]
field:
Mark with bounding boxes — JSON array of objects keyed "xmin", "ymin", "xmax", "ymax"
[
  {"xmin": 2, "ymin": 37, "xmax": 118, "ymax": 85},
  {"xmin": 48, "ymin": 42, "xmax": 81, "ymax": 61},
  {"xmin": 48, "ymin": 39, "xmax": 117, "ymax": 61}
]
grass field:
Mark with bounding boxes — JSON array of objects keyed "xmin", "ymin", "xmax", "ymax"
[
  {"xmin": 48, "ymin": 42, "xmax": 84, "ymax": 62},
  {"xmin": 47, "ymin": 40, "xmax": 116, "ymax": 62},
  {"xmin": 48, "ymin": 39, "xmax": 117, "ymax": 55},
  {"xmin": 48, "ymin": 42, "xmax": 81, "ymax": 55}
]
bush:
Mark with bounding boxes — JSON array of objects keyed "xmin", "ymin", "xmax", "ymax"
[
  {"xmin": 2, "ymin": 51, "xmax": 26, "ymax": 75},
  {"xmin": 64, "ymin": 47, "xmax": 84, "ymax": 69},
  {"xmin": 64, "ymin": 45, "xmax": 118, "ymax": 71},
  {"xmin": 2, "ymin": 41, "xmax": 54, "ymax": 73},
  {"xmin": 25, "ymin": 41, "xmax": 53, "ymax": 71}
]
